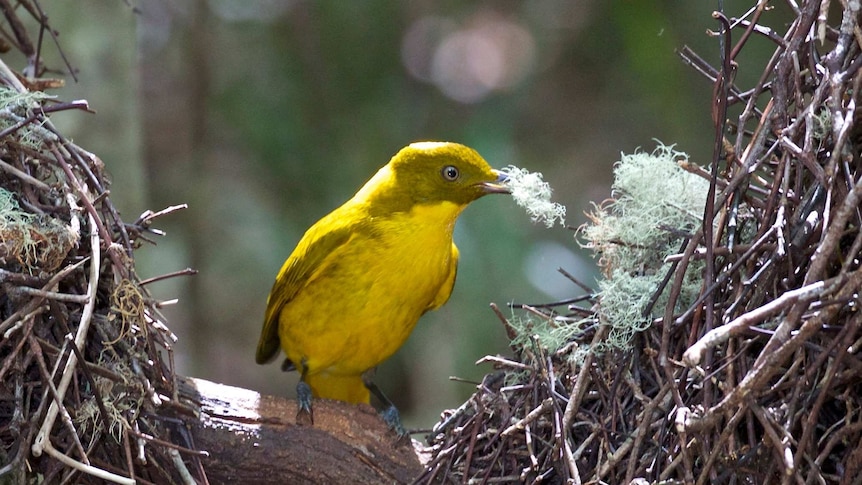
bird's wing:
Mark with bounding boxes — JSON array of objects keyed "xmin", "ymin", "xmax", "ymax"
[
  {"xmin": 426, "ymin": 242, "xmax": 459, "ymax": 312},
  {"xmin": 255, "ymin": 219, "xmax": 354, "ymax": 364}
]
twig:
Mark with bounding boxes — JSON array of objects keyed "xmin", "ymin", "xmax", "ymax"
[
  {"xmin": 168, "ymin": 448, "xmax": 197, "ymax": 485},
  {"xmin": 138, "ymin": 268, "xmax": 198, "ymax": 286},
  {"xmin": 562, "ymin": 324, "xmax": 607, "ymax": 431},
  {"xmin": 682, "ymin": 269, "xmax": 854, "ymax": 367},
  {"xmin": 0, "ymin": 258, "xmax": 86, "ymax": 336},
  {"xmin": 32, "ymin": 213, "xmax": 100, "ymax": 458},
  {"xmin": 135, "ymin": 204, "xmax": 189, "ymax": 226},
  {"xmin": 475, "ymin": 355, "xmax": 533, "ymax": 371},
  {"xmin": 684, "ymin": 267, "xmax": 862, "ymax": 433},
  {"xmin": 13, "ymin": 285, "xmax": 89, "ymax": 303},
  {"xmin": 501, "ymin": 398, "xmax": 553, "ymax": 437},
  {"xmin": 27, "ymin": 333, "xmax": 91, "ymax": 465},
  {"xmin": 41, "ymin": 444, "xmax": 134, "ymax": 485},
  {"xmin": 0, "ymin": 158, "xmax": 52, "ymax": 190},
  {"xmin": 557, "ymin": 267, "xmax": 594, "ymax": 294},
  {"xmin": 694, "ymin": 406, "xmax": 746, "ymax": 485},
  {"xmin": 0, "ymin": 305, "xmax": 42, "ymax": 381},
  {"xmin": 748, "ymin": 398, "xmax": 795, "ymax": 477}
]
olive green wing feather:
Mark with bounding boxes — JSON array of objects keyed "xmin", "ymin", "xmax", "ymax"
[
  {"xmin": 255, "ymin": 219, "xmax": 354, "ymax": 364},
  {"xmin": 426, "ymin": 242, "xmax": 459, "ymax": 312}
]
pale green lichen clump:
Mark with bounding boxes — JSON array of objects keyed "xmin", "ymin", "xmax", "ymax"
[
  {"xmin": 0, "ymin": 188, "xmax": 78, "ymax": 273},
  {"xmin": 501, "ymin": 165, "xmax": 566, "ymax": 228},
  {"xmin": 581, "ymin": 144, "xmax": 710, "ymax": 352},
  {"xmin": 500, "ymin": 147, "xmax": 707, "ymax": 358},
  {"xmin": 507, "ymin": 313, "xmax": 589, "ymax": 354},
  {"xmin": 0, "ymin": 87, "xmax": 56, "ymax": 148}
]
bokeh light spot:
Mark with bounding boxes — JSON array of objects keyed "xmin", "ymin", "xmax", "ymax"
[{"xmin": 402, "ymin": 12, "xmax": 536, "ymax": 104}]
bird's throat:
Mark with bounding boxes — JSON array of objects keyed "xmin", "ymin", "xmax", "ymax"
[{"xmin": 406, "ymin": 200, "xmax": 465, "ymax": 233}]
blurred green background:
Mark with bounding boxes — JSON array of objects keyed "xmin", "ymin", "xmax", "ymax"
[{"xmin": 36, "ymin": 0, "xmax": 776, "ymax": 428}]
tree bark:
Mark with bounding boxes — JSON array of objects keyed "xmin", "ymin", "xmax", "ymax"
[{"xmin": 178, "ymin": 377, "xmax": 424, "ymax": 484}]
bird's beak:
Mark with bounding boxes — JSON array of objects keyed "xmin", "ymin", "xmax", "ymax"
[{"xmin": 479, "ymin": 170, "xmax": 511, "ymax": 194}]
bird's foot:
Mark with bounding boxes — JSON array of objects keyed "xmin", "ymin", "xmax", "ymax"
[
  {"xmin": 363, "ymin": 370, "xmax": 408, "ymax": 439},
  {"xmin": 380, "ymin": 404, "xmax": 407, "ymax": 437},
  {"xmin": 296, "ymin": 381, "xmax": 314, "ymax": 425}
]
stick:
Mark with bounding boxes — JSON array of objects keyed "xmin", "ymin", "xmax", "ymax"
[{"xmin": 32, "ymin": 213, "xmax": 100, "ymax": 457}]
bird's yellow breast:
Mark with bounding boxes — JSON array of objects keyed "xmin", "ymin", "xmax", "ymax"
[{"xmin": 277, "ymin": 200, "xmax": 464, "ymax": 380}]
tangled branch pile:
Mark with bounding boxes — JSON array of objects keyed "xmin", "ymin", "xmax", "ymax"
[
  {"xmin": 0, "ymin": 4, "xmax": 203, "ymax": 484},
  {"xmin": 419, "ymin": 2, "xmax": 862, "ymax": 484}
]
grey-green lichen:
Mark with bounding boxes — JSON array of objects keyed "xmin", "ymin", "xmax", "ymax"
[{"xmin": 581, "ymin": 144, "xmax": 710, "ymax": 352}]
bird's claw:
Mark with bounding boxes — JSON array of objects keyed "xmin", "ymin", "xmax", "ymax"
[
  {"xmin": 380, "ymin": 404, "xmax": 407, "ymax": 437},
  {"xmin": 296, "ymin": 381, "xmax": 314, "ymax": 425}
]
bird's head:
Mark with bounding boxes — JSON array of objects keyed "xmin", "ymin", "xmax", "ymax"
[{"xmin": 380, "ymin": 141, "xmax": 509, "ymax": 208}]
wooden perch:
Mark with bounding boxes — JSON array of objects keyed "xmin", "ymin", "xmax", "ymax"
[{"xmin": 177, "ymin": 377, "xmax": 424, "ymax": 484}]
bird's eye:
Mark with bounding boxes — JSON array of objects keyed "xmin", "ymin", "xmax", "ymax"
[{"xmin": 441, "ymin": 165, "xmax": 460, "ymax": 181}]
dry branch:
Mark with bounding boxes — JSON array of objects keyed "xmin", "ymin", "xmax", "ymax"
[{"xmin": 178, "ymin": 377, "xmax": 422, "ymax": 485}]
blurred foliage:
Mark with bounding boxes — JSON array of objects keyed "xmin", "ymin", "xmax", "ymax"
[{"xmin": 37, "ymin": 0, "xmax": 781, "ymax": 427}]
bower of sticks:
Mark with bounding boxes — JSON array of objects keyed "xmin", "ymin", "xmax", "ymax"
[
  {"xmin": 0, "ymin": 5, "xmax": 202, "ymax": 484},
  {"xmin": 418, "ymin": 3, "xmax": 862, "ymax": 485}
]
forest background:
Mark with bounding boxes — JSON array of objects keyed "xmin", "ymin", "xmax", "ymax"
[{"xmin": 34, "ymin": 0, "xmax": 781, "ymax": 428}]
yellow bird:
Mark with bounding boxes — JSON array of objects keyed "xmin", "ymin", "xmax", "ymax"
[{"xmin": 255, "ymin": 141, "xmax": 508, "ymax": 430}]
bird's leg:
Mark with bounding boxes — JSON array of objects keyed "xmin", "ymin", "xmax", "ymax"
[
  {"xmin": 295, "ymin": 359, "xmax": 314, "ymax": 425},
  {"xmin": 362, "ymin": 369, "xmax": 406, "ymax": 436},
  {"xmin": 280, "ymin": 358, "xmax": 297, "ymax": 372}
]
